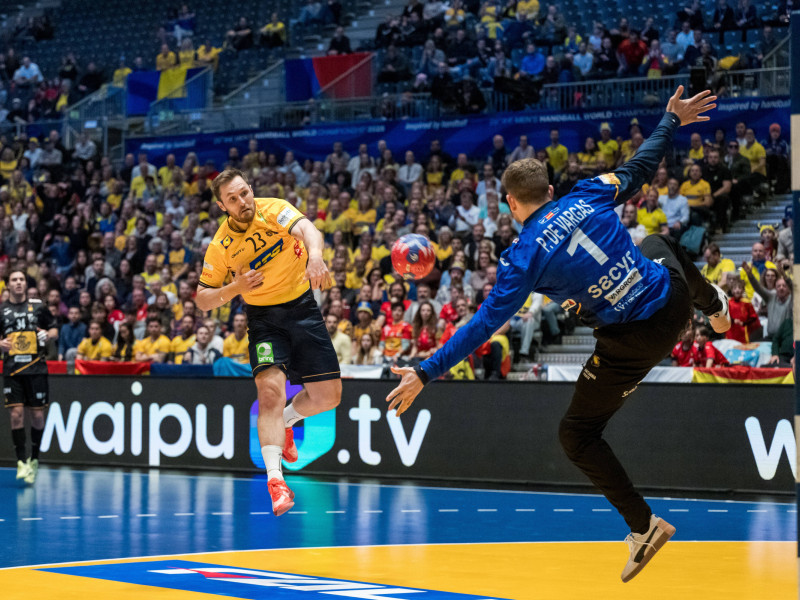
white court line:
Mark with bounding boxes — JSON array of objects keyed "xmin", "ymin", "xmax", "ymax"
[
  {"xmin": 249, "ymin": 512, "xmax": 271, "ymax": 515},
  {"xmin": 515, "ymin": 509, "xmax": 536, "ymax": 512},
  {"xmin": 592, "ymin": 509, "xmax": 612, "ymax": 512},
  {"xmin": 553, "ymin": 509, "xmax": 573, "ymax": 512},
  {"xmin": 708, "ymin": 509, "xmax": 728, "ymax": 513},
  {"xmin": 137, "ymin": 514, "xmax": 156, "ymax": 517},
  {"xmin": 747, "ymin": 510, "xmax": 768, "ymax": 513},
  {"xmin": 211, "ymin": 512, "xmax": 232, "ymax": 516},
  {"xmin": 288, "ymin": 511, "xmax": 308, "ymax": 515},
  {"xmin": 477, "ymin": 509, "xmax": 497, "ymax": 512},
  {"xmin": 438, "ymin": 509, "xmax": 458, "ymax": 512},
  {"xmin": 98, "ymin": 515, "xmax": 119, "ymax": 519},
  {"xmin": 364, "ymin": 510, "xmax": 383, "ymax": 514},
  {"xmin": 60, "ymin": 516, "xmax": 80, "ymax": 520},
  {"xmin": 21, "ymin": 517, "xmax": 42, "ymax": 521},
  {"xmin": 174, "ymin": 512, "xmax": 194, "ymax": 516},
  {"xmin": 401, "ymin": 510, "xmax": 421, "ymax": 513},
  {"xmin": 325, "ymin": 510, "xmax": 346, "ymax": 514},
  {"xmin": 787, "ymin": 510, "xmax": 797, "ymax": 513},
  {"xmin": 669, "ymin": 509, "xmax": 689, "ymax": 512}
]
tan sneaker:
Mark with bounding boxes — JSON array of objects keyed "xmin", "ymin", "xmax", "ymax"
[
  {"xmin": 621, "ymin": 515, "xmax": 675, "ymax": 583},
  {"xmin": 708, "ymin": 284, "xmax": 731, "ymax": 333}
]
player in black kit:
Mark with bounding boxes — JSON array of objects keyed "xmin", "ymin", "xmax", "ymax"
[{"xmin": 2, "ymin": 270, "xmax": 58, "ymax": 484}]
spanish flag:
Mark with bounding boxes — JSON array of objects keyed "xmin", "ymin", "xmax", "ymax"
[{"xmin": 692, "ymin": 366, "xmax": 793, "ymax": 384}]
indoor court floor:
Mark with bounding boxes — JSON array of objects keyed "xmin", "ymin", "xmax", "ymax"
[{"xmin": 0, "ymin": 466, "xmax": 795, "ymax": 599}]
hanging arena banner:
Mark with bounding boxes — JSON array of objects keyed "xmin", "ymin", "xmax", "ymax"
[{"xmin": 127, "ymin": 97, "xmax": 791, "ymax": 172}]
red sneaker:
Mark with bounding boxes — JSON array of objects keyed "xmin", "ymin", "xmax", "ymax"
[
  {"xmin": 268, "ymin": 478, "xmax": 295, "ymax": 516},
  {"xmin": 282, "ymin": 427, "xmax": 298, "ymax": 463}
]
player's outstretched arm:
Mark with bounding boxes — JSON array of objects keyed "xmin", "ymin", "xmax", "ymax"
[{"xmin": 612, "ymin": 86, "xmax": 716, "ymax": 204}]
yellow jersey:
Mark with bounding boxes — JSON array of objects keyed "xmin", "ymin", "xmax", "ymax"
[
  {"xmin": 545, "ymin": 144, "xmax": 568, "ymax": 172},
  {"xmin": 700, "ymin": 258, "xmax": 736, "ymax": 284},
  {"xmin": 597, "ymin": 139, "xmax": 619, "ymax": 167},
  {"xmin": 77, "ymin": 336, "xmax": 113, "ymax": 360},
  {"xmin": 739, "ymin": 141, "xmax": 766, "ymax": 176},
  {"xmin": 170, "ymin": 334, "xmax": 196, "ymax": 364},
  {"xmin": 200, "ymin": 197, "xmax": 309, "ymax": 306},
  {"xmin": 679, "ymin": 179, "xmax": 711, "ymax": 207},
  {"xmin": 637, "ymin": 207, "xmax": 667, "ymax": 235},
  {"xmin": 134, "ymin": 334, "xmax": 171, "ymax": 357},
  {"xmin": 223, "ymin": 333, "xmax": 249, "ymax": 363}
]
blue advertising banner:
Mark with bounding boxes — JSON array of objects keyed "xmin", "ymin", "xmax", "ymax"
[{"xmin": 127, "ymin": 97, "xmax": 790, "ymax": 167}]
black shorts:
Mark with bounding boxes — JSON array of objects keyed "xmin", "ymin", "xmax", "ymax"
[
  {"xmin": 246, "ymin": 289, "xmax": 341, "ymax": 385},
  {"xmin": 3, "ymin": 375, "xmax": 49, "ymax": 409}
]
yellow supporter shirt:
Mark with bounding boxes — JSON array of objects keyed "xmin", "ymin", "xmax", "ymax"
[
  {"xmin": 106, "ymin": 193, "xmax": 123, "ymax": 210},
  {"xmin": 739, "ymin": 141, "xmax": 767, "ymax": 176},
  {"xmin": 739, "ymin": 260, "xmax": 776, "ymax": 300},
  {"xmin": 197, "ymin": 44, "xmax": 222, "ymax": 70},
  {"xmin": 129, "ymin": 175, "xmax": 147, "ymax": 199},
  {"xmin": 77, "ymin": 336, "xmax": 113, "ymax": 360},
  {"xmin": 170, "ymin": 334, "xmax": 196, "ymax": 364},
  {"xmin": 637, "ymin": 207, "xmax": 667, "ymax": 235},
  {"xmin": 156, "ymin": 52, "xmax": 177, "ymax": 71},
  {"xmin": 181, "ymin": 211, "xmax": 209, "ymax": 228},
  {"xmin": 168, "ymin": 247, "xmax": 191, "ymax": 277},
  {"xmin": 141, "ymin": 271, "xmax": 161, "ymax": 289},
  {"xmin": 133, "ymin": 334, "xmax": 171, "ymax": 357},
  {"xmin": 178, "ymin": 49, "xmax": 195, "ymax": 68},
  {"xmin": 0, "ymin": 160, "xmax": 17, "ymax": 180},
  {"xmin": 348, "ymin": 208, "xmax": 376, "ymax": 236},
  {"xmin": 200, "ymin": 197, "xmax": 309, "ymax": 306},
  {"xmin": 448, "ymin": 168, "xmax": 468, "ymax": 184},
  {"xmin": 516, "ymin": 0, "xmax": 540, "ymax": 17},
  {"xmin": 597, "ymin": 139, "xmax": 618, "ymax": 166},
  {"xmin": 158, "ymin": 165, "xmax": 177, "ymax": 188},
  {"xmin": 641, "ymin": 183, "xmax": 668, "ymax": 197},
  {"xmin": 679, "ymin": 179, "xmax": 711, "ymax": 207},
  {"xmin": 545, "ymin": 144, "xmax": 568, "ymax": 173},
  {"xmin": 700, "ymin": 257, "xmax": 736, "ymax": 284},
  {"xmin": 262, "ymin": 22, "xmax": 286, "ymax": 42},
  {"xmin": 223, "ymin": 333, "xmax": 249, "ymax": 364},
  {"xmin": 112, "ymin": 67, "xmax": 132, "ymax": 87}
]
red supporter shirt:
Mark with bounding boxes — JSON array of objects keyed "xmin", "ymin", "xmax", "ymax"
[
  {"xmin": 414, "ymin": 326, "xmax": 437, "ymax": 352},
  {"xmin": 439, "ymin": 303, "xmax": 458, "ymax": 323},
  {"xmin": 696, "ymin": 341, "xmax": 730, "ymax": 367},
  {"xmin": 671, "ymin": 342, "xmax": 700, "ymax": 366},
  {"xmin": 618, "ymin": 39, "xmax": 647, "ymax": 68},
  {"xmin": 726, "ymin": 298, "xmax": 759, "ymax": 343},
  {"xmin": 381, "ymin": 321, "xmax": 412, "ymax": 357}
]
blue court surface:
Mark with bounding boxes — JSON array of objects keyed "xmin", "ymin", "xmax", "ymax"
[{"xmin": 0, "ymin": 466, "xmax": 795, "ymax": 599}]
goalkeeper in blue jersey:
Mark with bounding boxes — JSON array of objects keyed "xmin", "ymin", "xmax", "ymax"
[{"xmin": 386, "ymin": 87, "xmax": 731, "ymax": 582}]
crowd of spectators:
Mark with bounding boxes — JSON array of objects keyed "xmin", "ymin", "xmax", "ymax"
[
  {"xmin": 372, "ymin": 0, "xmax": 791, "ymax": 113},
  {"xmin": 0, "ymin": 105, "xmax": 787, "ymax": 379}
]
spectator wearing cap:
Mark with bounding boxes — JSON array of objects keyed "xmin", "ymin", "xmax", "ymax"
[
  {"xmin": 763, "ymin": 123, "xmax": 790, "ymax": 194},
  {"xmin": 777, "ymin": 207, "xmax": 793, "ymax": 263},
  {"xmin": 435, "ymin": 261, "xmax": 473, "ymax": 305},
  {"xmin": 352, "ymin": 301, "xmax": 378, "ymax": 353},
  {"xmin": 596, "ymin": 123, "xmax": 619, "ymax": 168}
]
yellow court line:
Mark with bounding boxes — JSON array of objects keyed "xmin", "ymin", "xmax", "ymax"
[{"xmin": 0, "ymin": 542, "xmax": 795, "ymax": 600}]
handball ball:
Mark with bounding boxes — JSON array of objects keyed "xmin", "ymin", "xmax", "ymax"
[{"xmin": 391, "ymin": 233, "xmax": 436, "ymax": 280}]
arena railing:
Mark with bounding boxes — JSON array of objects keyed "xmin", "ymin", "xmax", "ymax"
[
  {"xmin": 221, "ymin": 60, "xmax": 287, "ymax": 108},
  {"xmin": 128, "ymin": 66, "xmax": 791, "ymax": 137}
]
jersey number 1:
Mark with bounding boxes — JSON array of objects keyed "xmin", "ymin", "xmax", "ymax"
[{"xmin": 566, "ymin": 228, "xmax": 609, "ymax": 265}]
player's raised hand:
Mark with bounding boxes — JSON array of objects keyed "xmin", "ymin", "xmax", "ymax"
[
  {"xmin": 236, "ymin": 264, "xmax": 264, "ymax": 291},
  {"xmin": 666, "ymin": 85, "xmax": 717, "ymax": 126},
  {"xmin": 304, "ymin": 255, "xmax": 333, "ymax": 290},
  {"xmin": 0, "ymin": 337, "xmax": 11, "ymax": 352},
  {"xmin": 385, "ymin": 365, "xmax": 424, "ymax": 416}
]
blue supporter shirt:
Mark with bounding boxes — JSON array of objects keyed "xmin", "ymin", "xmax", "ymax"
[{"xmin": 419, "ymin": 112, "xmax": 682, "ymax": 382}]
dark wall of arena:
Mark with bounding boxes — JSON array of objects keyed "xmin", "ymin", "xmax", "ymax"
[
  {"xmin": 0, "ymin": 377, "xmax": 792, "ymax": 493},
  {"xmin": 128, "ymin": 97, "xmax": 790, "ymax": 169}
]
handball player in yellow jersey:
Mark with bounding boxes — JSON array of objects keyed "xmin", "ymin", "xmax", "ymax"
[{"xmin": 196, "ymin": 169, "xmax": 341, "ymax": 516}]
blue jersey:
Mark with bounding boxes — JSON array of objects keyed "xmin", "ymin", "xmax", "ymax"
[
  {"xmin": 420, "ymin": 112, "xmax": 681, "ymax": 382},
  {"xmin": 522, "ymin": 174, "xmax": 671, "ymax": 327}
]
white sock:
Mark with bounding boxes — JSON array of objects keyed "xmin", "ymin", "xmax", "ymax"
[
  {"xmin": 261, "ymin": 445, "xmax": 284, "ymax": 480},
  {"xmin": 283, "ymin": 403, "xmax": 307, "ymax": 428}
]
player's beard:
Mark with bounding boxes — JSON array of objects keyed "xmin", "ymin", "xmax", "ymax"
[{"xmin": 229, "ymin": 204, "xmax": 255, "ymax": 230}]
